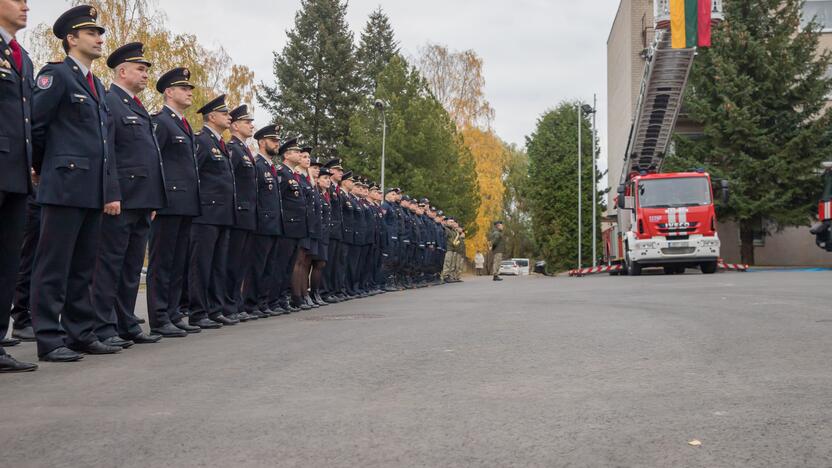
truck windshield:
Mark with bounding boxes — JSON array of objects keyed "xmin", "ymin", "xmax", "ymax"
[{"xmin": 638, "ymin": 177, "xmax": 711, "ymax": 208}]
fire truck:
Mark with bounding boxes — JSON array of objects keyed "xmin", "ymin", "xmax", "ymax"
[
  {"xmin": 603, "ymin": 0, "xmax": 728, "ymax": 276},
  {"xmin": 811, "ymin": 162, "xmax": 832, "ymax": 251}
]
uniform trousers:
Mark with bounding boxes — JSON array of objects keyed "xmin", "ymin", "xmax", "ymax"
[
  {"xmin": 30, "ymin": 205, "xmax": 101, "ymax": 356},
  {"xmin": 188, "ymin": 224, "xmax": 230, "ymax": 322},
  {"xmin": 10, "ymin": 194, "xmax": 39, "ymax": 330},
  {"xmin": 242, "ymin": 234, "xmax": 279, "ymax": 313},
  {"xmin": 0, "ymin": 191, "xmax": 27, "ymax": 346},
  {"xmin": 268, "ymin": 237, "xmax": 298, "ymax": 309},
  {"xmin": 146, "ymin": 215, "xmax": 192, "ymax": 328},
  {"xmin": 323, "ymin": 239, "xmax": 342, "ymax": 293},
  {"xmin": 91, "ymin": 209, "xmax": 151, "ymax": 340},
  {"xmin": 224, "ymin": 228, "xmax": 254, "ymax": 317},
  {"xmin": 346, "ymin": 243, "xmax": 362, "ymax": 292}
]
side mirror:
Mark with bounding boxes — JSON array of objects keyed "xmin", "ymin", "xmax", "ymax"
[
  {"xmin": 720, "ymin": 179, "xmax": 730, "ymax": 204},
  {"xmin": 616, "ymin": 185, "xmax": 626, "ymax": 209}
]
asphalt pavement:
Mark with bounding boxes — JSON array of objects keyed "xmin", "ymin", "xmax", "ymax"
[{"xmin": 2, "ymin": 270, "xmax": 831, "ymax": 467}]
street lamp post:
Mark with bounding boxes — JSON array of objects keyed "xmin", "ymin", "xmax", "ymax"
[
  {"xmin": 374, "ymin": 99, "xmax": 388, "ymax": 195},
  {"xmin": 577, "ymin": 104, "xmax": 582, "ymax": 270}
]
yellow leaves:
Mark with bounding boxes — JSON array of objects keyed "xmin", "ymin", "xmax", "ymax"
[{"xmin": 462, "ymin": 127, "xmax": 510, "ymax": 259}]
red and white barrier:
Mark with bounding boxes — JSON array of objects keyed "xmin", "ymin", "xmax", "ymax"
[
  {"xmin": 568, "ymin": 259, "xmax": 749, "ymax": 276},
  {"xmin": 568, "ymin": 265, "xmax": 623, "ymax": 277}
]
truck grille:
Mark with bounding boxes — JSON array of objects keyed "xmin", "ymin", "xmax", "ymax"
[{"xmin": 661, "ymin": 247, "xmax": 696, "ymax": 255}]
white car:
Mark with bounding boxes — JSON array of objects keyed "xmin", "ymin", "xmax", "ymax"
[
  {"xmin": 511, "ymin": 258, "xmax": 531, "ymax": 275},
  {"xmin": 499, "ymin": 260, "xmax": 521, "ymax": 276}
]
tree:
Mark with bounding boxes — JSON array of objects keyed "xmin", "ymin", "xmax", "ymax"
[
  {"xmin": 341, "ymin": 56, "xmax": 480, "ymax": 229},
  {"xmin": 355, "ymin": 7, "xmax": 399, "ymax": 96},
  {"xmin": 526, "ymin": 103, "xmax": 602, "ymax": 273},
  {"xmin": 258, "ymin": 0, "xmax": 360, "ymax": 158},
  {"xmin": 502, "ymin": 145, "xmax": 535, "ymax": 260},
  {"xmin": 416, "ymin": 44, "xmax": 495, "ymax": 129},
  {"xmin": 666, "ymin": 0, "xmax": 832, "ymax": 264},
  {"xmin": 22, "ymin": 0, "xmax": 256, "ymax": 124},
  {"xmin": 461, "ymin": 127, "xmax": 510, "ymax": 258}
]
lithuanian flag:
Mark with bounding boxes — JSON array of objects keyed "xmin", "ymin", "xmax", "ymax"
[{"xmin": 670, "ymin": 0, "xmax": 713, "ymax": 49}]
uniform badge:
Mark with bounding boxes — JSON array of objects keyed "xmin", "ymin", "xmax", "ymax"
[
  {"xmin": 37, "ymin": 75, "xmax": 53, "ymax": 90},
  {"xmin": 0, "ymin": 59, "xmax": 10, "ymax": 69},
  {"xmin": 212, "ymin": 148, "xmax": 220, "ymax": 155},
  {"xmin": 3, "ymin": 49, "xmax": 9, "ymax": 56},
  {"xmin": 90, "ymin": 7, "xmax": 98, "ymax": 18}
]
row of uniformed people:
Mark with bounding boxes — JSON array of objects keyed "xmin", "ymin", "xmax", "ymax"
[{"xmin": 0, "ymin": 4, "xmax": 468, "ymax": 373}]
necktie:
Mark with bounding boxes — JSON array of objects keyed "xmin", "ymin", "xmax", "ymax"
[
  {"xmin": 219, "ymin": 139, "xmax": 227, "ymax": 154},
  {"xmin": 270, "ymin": 165, "xmax": 278, "ymax": 177},
  {"xmin": 180, "ymin": 117, "xmax": 190, "ymax": 134},
  {"xmin": 86, "ymin": 72, "xmax": 98, "ymax": 99},
  {"xmin": 133, "ymin": 95, "xmax": 144, "ymax": 109},
  {"xmin": 8, "ymin": 39, "xmax": 22, "ymax": 72}
]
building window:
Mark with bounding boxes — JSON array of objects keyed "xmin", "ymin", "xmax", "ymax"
[{"xmin": 802, "ymin": 1, "xmax": 832, "ymax": 32}]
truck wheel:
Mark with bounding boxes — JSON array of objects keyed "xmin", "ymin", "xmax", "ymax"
[
  {"xmin": 700, "ymin": 261, "xmax": 718, "ymax": 274},
  {"xmin": 626, "ymin": 254, "xmax": 641, "ymax": 276}
]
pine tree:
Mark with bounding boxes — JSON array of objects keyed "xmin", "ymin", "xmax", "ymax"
[
  {"xmin": 526, "ymin": 103, "xmax": 602, "ymax": 273},
  {"xmin": 356, "ymin": 7, "xmax": 399, "ymax": 96},
  {"xmin": 666, "ymin": 0, "xmax": 832, "ymax": 264},
  {"xmin": 341, "ymin": 56, "xmax": 480, "ymax": 229},
  {"xmin": 258, "ymin": 0, "xmax": 360, "ymax": 159}
]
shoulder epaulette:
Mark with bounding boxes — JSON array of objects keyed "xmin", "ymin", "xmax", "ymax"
[{"xmin": 194, "ymin": 131, "xmax": 202, "ymax": 136}]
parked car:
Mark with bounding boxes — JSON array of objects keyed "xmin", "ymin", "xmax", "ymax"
[
  {"xmin": 499, "ymin": 260, "xmax": 521, "ymax": 276},
  {"xmin": 511, "ymin": 258, "xmax": 531, "ymax": 275}
]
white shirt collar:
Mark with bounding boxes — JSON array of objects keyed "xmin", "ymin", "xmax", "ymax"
[
  {"xmin": 0, "ymin": 26, "xmax": 13, "ymax": 44},
  {"xmin": 68, "ymin": 54, "xmax": 90, "ymax": 77}
]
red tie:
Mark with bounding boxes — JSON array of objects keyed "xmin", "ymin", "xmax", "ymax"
[
  {"xmin": 133, "ymin": 95, "xmax": 144, "ymax": 109},
  {"xmin": 8, "ymin": 39, "xmax": 22, "ymax": 72},
  {"xmin": 181, "ymin": 117, "xmax": 191, "ymax": 133},
  {"xmin": 293, "ymin": 172, "xmax": 301, "ymax": 183},
  {"xmin": 270, "ymin": 164, "xmax": 278, "ymax": 177},
  {"xmin": 219, "ymin": 139, "xmax": 227, "ymax": 154},
  {"xmin": 86, "ymin": 72, "xmax": 98, "ymax": 99}
]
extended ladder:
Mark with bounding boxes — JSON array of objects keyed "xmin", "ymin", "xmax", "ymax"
[{"xmin": 619, "ymin": 29, "xmax": 696, "ymax": 186}]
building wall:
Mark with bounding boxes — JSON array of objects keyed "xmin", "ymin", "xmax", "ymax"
[
  {"xmin": 607, "ymin": 0, "xmax": 832, "ymax": 266},
  {"xmin": 607, "ymin": 0, "xmax": 654, "ymax": 215}
]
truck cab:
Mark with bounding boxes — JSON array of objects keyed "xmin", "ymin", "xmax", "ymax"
[{"xmin": 616, "ymin": 171, "xmax": 722, "ymax": 275}]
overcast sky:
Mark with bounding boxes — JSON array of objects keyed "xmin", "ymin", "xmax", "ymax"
[{"xmin": 24, "ymin": 0, "xmax": 622, "ymax": 172}]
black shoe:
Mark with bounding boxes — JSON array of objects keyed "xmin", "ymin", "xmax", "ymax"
[
  {"xmin": 237, "ymin": 311, "xmax": 252, "ymax": 322},
  {"xmin": 173, "ymin": 320, "xmax": 201, "ymax": 334},
  {"xmin": 135, "ymin": 317, "xmax": 146, "ymax": 324},
  {"xmin": 152, "ymin": 323, "xmax": 188, "ymax": 338},
  {"xmin": 304, "ymin": 296, "xmax": 319, "ymax": 308},
  {"xmin": 285, "ymin": 303, "xmax": 300, "ymax": 313},
  {"xmin": 12, "ymin": 326, "xmax": 35, "ymax": 342},
  {"xmin": 40, "ymin": 347, "xmax": 83, "ymax": 362},
  {"xmin": 248, "ymin": 310, "xmax": 266, "ymax": 319},
  {"xmin": 312, "ymin": 292, "xmax": 328, "ymax": 306},
  {"xmin": 211, "ymin": 315, "xmax": 239, "ymax": 326},
  {"xmin": 0, "ymin": 337, "xmax": 21, "ymax": 347},
  {"xmin": 123, "ymin": 332, "xmax": 162, "ymax": 344},
  {"xmin": 270, "ymin": 306, "xmax": 289, "ymax": 316},
  {"xmin": 101, "ymin": 336, "xmax": 134, "ymax": 349},
  {"xmin": 493, "ymin": 275, "xmax": 503, "ymax": 281},
  {"xmin": 192, "ymin": 318, "xmax": 223, "ymax": 329},
  {"xmin": 70, "ymin": 340, "xmax": 122, "ymax": 355},
  {"xmin": 324, "ymin": 295, "xmax": 339, "ymax": 303},
  {"xmin": 227, "ymin": 313, "xmax": 241, "ymax": 322},
  {"xmin": 0, "ymin": 354, "xmax": 38, "ymax": 372}
]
